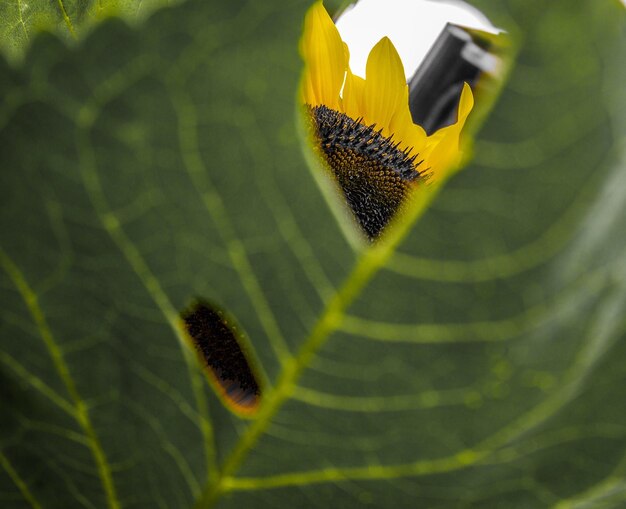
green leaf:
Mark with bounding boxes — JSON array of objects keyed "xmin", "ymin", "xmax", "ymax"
[
  {"xmin": 0, "ymin": 0, "xmax": 175, "ymax": 61},
  {"xmin": 1, "ymin": 0, "xmax": 625, "ymax": 508}
]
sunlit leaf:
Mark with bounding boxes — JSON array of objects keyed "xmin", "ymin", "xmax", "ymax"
[{"xmin": 0, "ymin": 0, "xmax": 175, "ymax": 61}]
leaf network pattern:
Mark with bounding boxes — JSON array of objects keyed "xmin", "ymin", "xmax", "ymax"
[{"xmin": 0, "ymin": 0, "xmax": 625, "ymax": 508}]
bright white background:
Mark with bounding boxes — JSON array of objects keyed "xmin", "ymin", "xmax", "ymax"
[{"xmin": 335, "ymin": 0, "xmax": 498, "ymax": 79}]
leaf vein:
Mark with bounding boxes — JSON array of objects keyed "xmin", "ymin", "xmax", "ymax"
[
  {"xmin": 0, "ymin": 450, "xmax": 42, "ymax": 509},
  {"xmin": 168, "ymin": 84, "xmax": 293, "ymax": 368},
  {"xmin": 0, "ymin": 248, "xmax": 120, "ymax": 509}
]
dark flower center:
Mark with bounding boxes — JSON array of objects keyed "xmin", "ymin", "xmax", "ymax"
[
  {"xmin": 309, "ymin": 105, "xmax": 425, "ymax": 240},
  {"xmin": 182, "ymin": 301, "xmax": 260, "ymax": 412}
]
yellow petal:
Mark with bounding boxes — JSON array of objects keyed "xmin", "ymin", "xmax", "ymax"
[
  {"xmin": 361, "ymin": 37, "xmax": 407, "ymax": 137},
  {"xmin": 424, "ymin": 82, "xmax": 474, "ymax": 178},
  {"xmin": 457, "ymin": 81, "xmax": 475, "ymax": 121},
  {"xmin": 300, "ymin": 2, "xmax": 347, "ymax": 110},
  {"xmin": 342, "ymin": 68, "xmax": 366, "ymax": 120},
  {"xmin": 388, "ymin": 84, "xmax": 427, "ymax": 155}
]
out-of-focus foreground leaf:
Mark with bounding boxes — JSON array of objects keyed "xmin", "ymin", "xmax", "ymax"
[
  {"xmin": 1, "ymin": 0, "xmax": 625, "ymax": 508},
  {"xmin": 0, "ymin": 0, "xmax": 176, "ymax": 61}
]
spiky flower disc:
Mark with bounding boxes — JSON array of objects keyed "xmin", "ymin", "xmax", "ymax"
[
  {"xmin": 311, "ymin": 105, "xmax": 425, "ymax": 239},
  {"xmin": 300, "ymin": 2, "xmax": 474, "ymax": 239}
]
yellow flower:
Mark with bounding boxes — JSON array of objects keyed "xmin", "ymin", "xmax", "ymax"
[{"xmin": 301, "ymin": 1, "xmax": 474, "ymax": 239}]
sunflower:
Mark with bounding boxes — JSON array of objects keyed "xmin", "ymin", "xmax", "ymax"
[{"xmin": 301, "ymin": 1, "xmax": 474, "ymax": 240}]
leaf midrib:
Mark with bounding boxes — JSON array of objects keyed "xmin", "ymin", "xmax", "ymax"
[
  {"xmin": 198, "ymin": 175, "xmax": 451, "ymax": 508},
  {"xmin": 69, "ymin": 50, "xmax": 450, "ymax": 503},
  {"xmin": 66, "ymin": 59, "xmax": 416, "ymax": 507}
]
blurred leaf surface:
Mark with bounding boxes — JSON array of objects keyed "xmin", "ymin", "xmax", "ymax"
[
  {"xmin": 0, "ymin": 0, "xmax": 625, "ymax": 508},
  {"xmin": 0, "ymin": 0, "xmax": 175, "ymax": 61}
]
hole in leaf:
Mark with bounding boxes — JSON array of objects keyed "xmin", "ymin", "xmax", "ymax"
[
  {"xmin": 181, "ymin": 300, "xmax": 261, "ymax": 415},
  {"xmin": 301, "ymin": 0, "xmax": 507, "ymax": 241}
]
